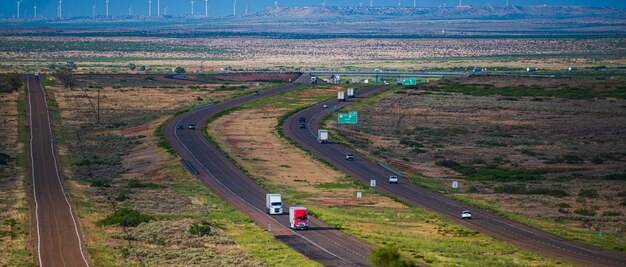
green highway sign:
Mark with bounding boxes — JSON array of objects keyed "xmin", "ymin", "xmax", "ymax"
[
  {"xmin": 402, "ymin": 77, "xmax": 417, "ymax": 86},
  {"xmin": 338, "ymin": 111, "xmax": 358, "ymax": 124},
  {"xmin": 419, "ymin": 78, "xmax": 428, "ymax": 83}
]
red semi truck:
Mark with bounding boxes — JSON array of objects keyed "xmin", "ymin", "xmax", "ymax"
[{"xmin": 289, "ymin": 206, "xmax": 309, "ymax": 230}]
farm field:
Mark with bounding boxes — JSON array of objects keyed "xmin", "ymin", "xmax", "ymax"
[
  {"xmin": 205, "ymin": 85, "xmax": 571, "ymax": 266},
  {"xmin": 324, "ymin": 76, "xmax": 626, "ymax": 252},
  {"xmin": 1, "ymin": 36, "xmax": 625, "ymax": 73},
  {"xmin": 44, "ymin": 74, "xmax": 316, "ymax": 266}
]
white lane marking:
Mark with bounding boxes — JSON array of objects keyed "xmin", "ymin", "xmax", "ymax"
[
  {"xmin": 34, "ymin": 77, "xmax": 90, "ymax": 267},
  {"xmin": 299, "ymin": 86, "xmax": 626, "ymax": 263},
  {"xmin": 28, "ymin": 77, "xmax": 43, "ymax": 267},
  {"xmin": 173, "ymin": 100, "xmax": 358, "ymax": 266}
]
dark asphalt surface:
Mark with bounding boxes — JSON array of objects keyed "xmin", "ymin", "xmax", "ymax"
[
  {"xmin": 164, "ymin": 79, "xmax": 375, "ymax": 266},
  {"xmin": 27, "ymin": 76, "xmax": 90, "ymax": 267},
  {"xmin": 283, "ymin": 84, "xmax": 626, "ymax": 267}
]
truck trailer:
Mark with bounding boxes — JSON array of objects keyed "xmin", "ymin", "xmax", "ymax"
[
  {"xmin": 347, "ymin": 88, "xmax": 355, "ymax": 98},
  {"xmin": 266, "ymin": 194, "xmax": 283, "ymax": 215},
  {"xmin": 337, "ymin": 91, "xmax": 346, "ymax": 102},
  {"xmin": 289, "ymin": 206, "xmax": 309, "ymax": 230},
  {"xmin": 317, "ymin": 129, "xmax": 329, "ymax": 143}
]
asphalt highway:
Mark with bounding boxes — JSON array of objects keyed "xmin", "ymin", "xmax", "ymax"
[
  {"xmin": 27, "ymin": 76, "xmax": 90, "ymax": 267},
  {"xmin": 283, "ymin": 84, "xmax": 626, "ymax": 267},
  {"xmin": 164, "ymin": 80, "xmax": 375, "ymax": 266}
]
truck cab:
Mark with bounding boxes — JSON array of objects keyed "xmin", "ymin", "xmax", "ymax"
[
  {"xmin": 289, "ymin": 207, "xmax": 309, "ymax": 230},
  {"xmin": 266, "ymin": 194, "xmax": 283, "ymax": 215},
  {"xmin": 345, "ymin": 153, "xmax": 355, "ymax": 160},
  {"xmin": 388, "ymin": 176, "xmax": 398, "ymax": 184}
]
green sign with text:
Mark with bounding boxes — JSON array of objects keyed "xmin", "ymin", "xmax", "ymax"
[{"xmin": 338, "ymin": 111, "xmax": 358, "ymax": 124}]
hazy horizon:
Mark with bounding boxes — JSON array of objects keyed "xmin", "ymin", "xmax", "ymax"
[{"xmin": 3, "ymin": 0, "xmax": 626, "ymax": 19}]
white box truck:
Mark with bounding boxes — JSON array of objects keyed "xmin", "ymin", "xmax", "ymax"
[
  {"xmin": 289, "ymin": 206, "xmax": 309, "ymax": 230},
  {"xmin": 347, "ymin": 88, "xmax": 355, "ymax": 98},
  {"xmin": 266, "ymin": 194, "xmax": 283, "ymax": 215},
  {"xmin": 337, "ymin": 91, "xmax": 346, "ymax": 102},
  {"xmin": 317, "ymin": 129, "xmax": 328, "ymax": 144}
]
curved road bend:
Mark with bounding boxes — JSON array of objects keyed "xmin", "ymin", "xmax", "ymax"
[
  {"xmin": 27, "ymin": 76, "xmax": 90, "ymax": 267},
  {"xmin": 283, "ymin": 85, "xmax": 626, "ymax": 267},
  {"xmin": 164, "ymin": 81, "xmax": 374, "ymax": 266}
]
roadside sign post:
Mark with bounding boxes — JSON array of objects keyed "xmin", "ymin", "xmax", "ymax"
[
  {"xmin": 356, "ymin": 192, "xmax": 362, "ymax": 198},
  {"xmin": 370, "ymin": 180, "xmax": 376, "ymax": 187},
  {"xmin": 452, "ymin": 181, "xmax": 458, "ymax": 189},
  {"xmin": 268, "ymin": 223, "xmax": 272, "ymax": 233}
]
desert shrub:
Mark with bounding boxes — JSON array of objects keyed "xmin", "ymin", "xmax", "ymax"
[
  {"xmin": 558, "ymin": 208, "xmax": 570, "ymax": 214},
  {"xmin": 126, "ymin": 179, "xmax": 165, "ymax": 189},
  {"xmin": 0, "ymin": 152, "xmax": 11, "ymax": 165},
  {"xmin": 603, "ymin": 173, "xmax": 626, "ymax": 181},
  {"xmin": 617, "ymin": 191, "xmax": 626, "ymax": 197},
  {"xmin": 555, "ymin": 202, "xmax": 571, "ymax": 208},
  {"xmin": 622, "ymin": 199, "xmax": 626, "ymax": 206},
  {"xmin": 466, "ymin": 186, "xmax": 478, "ymax": 193},
  {"xmin": 89, "ymin": 179, "xmax": 110, "ymax": 188},
  {"xmin": 578, "ymin": 189, "xmax": 599, "ymax": 199},
  {"xmin": 590, "ymin": 156, "xmax": 604, "ymax": 164},
  {"xmin": 98, "ymin": 208, "xmax": 155, "ymax": 227},
  {"xmin": 370, "ymin": 245, "xmax": 415, "ymax": 267},
  {"xmin": 494, "ymin": 184, "xmax": 526, "ymax": 194},
  {"xmin": 189, "ymin": 221, "xmax": 212, "ymax": 237},
  {"xmin": 574, "ymin": 209, "xmax": 596, "ymax": 217},
  {"xmin": 435, "ymin": 160, "xmax": 461, "ymax": 169},
  {"xmin": 494, "ymin": 184, "xmax": 568, "ymax": 197},
  {"xmin": 114, "ymin": 189, "xmax": 131, "ymax": 202},
  {"xmin": 602, "ymin": 211, "xmax": 622, "ymax": 217}
]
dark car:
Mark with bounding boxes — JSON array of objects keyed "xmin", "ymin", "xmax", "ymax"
[
  {"xmin": 254, "ymin": 91, "xmax": 260, "ymax": 96},
  {"xmin": 299, "ymin": 123, "xmax": 306, "ymax": 129},
  {"xmin": 188, "ymin": 123, "xmax": 197, "ymax": 130},
  {"xmin": 299, "ymin": 117, "xmax": 306, "ymax": 123},
  {"xmin": 176, "ymin": 124, "xmax": 184, "ymax": 129}
]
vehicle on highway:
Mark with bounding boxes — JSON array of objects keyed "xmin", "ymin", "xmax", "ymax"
[
  {"xmin": 266, "ymin": 194, "xmax": 283, "ymax": 215},
  {"xmin": 345, "ymin": 153, "xmax": 355, "ymax": 160},
  {"xmin": 299, "ymin": 117, "xmax": 306, "ymax": 123},
  {"xmin": 317, "ymin": 129, "xmax": 329, "ymax": 144},
  {"xmin": 188, "ymin": 123, "xmax": 197, "ymax": 130},
  {"xmin": 338, "ymin": 91, "xmax": 346, "ymax": 102},
  {"xmin": 176, "ymin": 124, "xmax": 184, "ymax": 129},
  {"xmin": 254, "ymin": 91, "xmax": 260, "ymax": 96},
  {"xmin": 289, "ymin": 206, "xmax": 309, "ymax": 230},
  {"xmin": 383, "ymin": 81, "xmax": 390, "ymax": 85},
  {"xmin": 461, "ymin": 210, "xmax": 472, "ymax": 219},
  {"xmin": 299, "ymin": 123, "xmax": 306, "ymax": 129},
  {"xmin": 347, "ymin": 88, "xmax": 355, "ymax": 98},
  {"xmin": 388, "ymin": 176, "xmax": 398, "ymax": 184},
  {"xmin": 323, "ymin": 104, "xmax": 328, "ymax": 108}
]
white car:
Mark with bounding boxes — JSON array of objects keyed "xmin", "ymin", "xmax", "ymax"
[
  {"xmin": 323, "ymin": 104, "xmax": 328, "ymax": 108},
  {"xmin": 388, "ymin": 176, "xmax": 398, "ymax": 184},
  {"xmin": 461, "ymin": 210, "xmax": 472, "ymax": 219}
]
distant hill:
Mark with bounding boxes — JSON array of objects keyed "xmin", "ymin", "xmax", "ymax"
[{"xmin": 257, "ymin": 5, "xmax": 626, "ymax": 20}]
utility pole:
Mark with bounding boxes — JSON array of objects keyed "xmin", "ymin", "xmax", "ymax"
[
  {"xmin": 148, "ymin": 0, "xmax": 152, "ymax": 16},
  {"xmin": 106, "ymin": 0, "xmax": 109, "ymax": 17},
  {"xmin": 97, "ymin": 89, "xmax": 101, "ymax": 125},
  {"xmin": 17, "ymin": 0, "xmax": 22, "ymax": 19}
]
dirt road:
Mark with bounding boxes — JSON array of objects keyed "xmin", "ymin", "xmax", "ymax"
[{"xmin": 27, "ymin": 76, "xmax": 89, "ymax": 267}]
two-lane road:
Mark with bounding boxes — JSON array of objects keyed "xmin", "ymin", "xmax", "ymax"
[
  {"xmin": 164, "ymin": 82, "xmax": 375, "ymax": 266},
  {"xmin": 27, "ymin": 76, "xmax": 89, "ymax": 267},
  {"xmin": 283, "ymin": 85, "xmax": 626, "ymax": 266}
]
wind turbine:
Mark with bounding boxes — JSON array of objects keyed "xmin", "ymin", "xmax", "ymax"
[
  {"xmin": 128, "ymin": 5, "xmax": 132, "ymax": 16},
  {"xmin": 164, "ymin": 7, "xmax": 167, "ymax": 15},
  {"xmin": 205, "ymin": 0, "xmax": 208, "ymax": 17},
  {"xmin": 322, "ymin": 1, "xmax": 326, "ymax": 7},
  {"xmin": 458, "ymin": 0, "xmax": 462, "ymax": 7},
  {"xmin": 245, "ymin": 0, "xmax": 248, "ymax": 16},
  {"xmin": 17, "ymin": 0, "xmax": 22, "ymax": 19},
  {"xmin": 398, "ymin": 0, "xmax": 401, "ymax": 7},
  {"xmin": 106, "ymin": 0, "xmax": 109, "ymax": 17},
  {"xmin": 370, "ymin": 0, "xmax": 372, "ymax": 7},
  {"xmin": 148, "ymin": 0, "xmax": 152, "ymax": 16},
  {"xmin": 413, "ymin": 0, "xmax": 416, "ymax": 8},
  {"xmin": 158, "ymin": 0, "xmax": 160, "ymax": 16},
  {"xmin": 92, "ymin": 3, "xmax": 96, "ymax": 18},
  {"xmin": 274, "ymin": 1, "xmax": 277, "ymax": 7},
  {"xmin": 58, "ymin": 0, "xmax": 62, "ymax": 18},
  {"xmin": 34, "ymin": 4, "xmax": 37, "ymax": 18},
  {"xmin": 506, "ymin": 0, "xmax": 509, "ymax": 6},
  {"xmin": 232, "ymin": 0, "xmax": 236, "ymax": 16},
  {"xmin": 191, "ymin": 0, "xmax": 194, "ymax": 15}
]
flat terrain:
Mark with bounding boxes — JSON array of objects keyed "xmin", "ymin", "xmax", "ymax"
[
  {"xmin": 1, "ymin": 36, "xmax": 625, "ymax": 72},
  {"xmin": 207, "ymin": 85, "xmax": 573, "ymax": 266},
  {"xmin": 48, "ymin": 75, "xmax": 316, "ymax": 266},
  {"xmin": 326, "ymin": 76, "xmax": 626, "ymax": 252}
]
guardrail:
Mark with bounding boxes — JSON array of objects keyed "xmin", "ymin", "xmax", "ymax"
[
  {"xmin": 182, "ymin": 159, "xmax": 199, "ymax": 175},
  {"xmin": 377, "ymin": 162, "xmax": 405, "ymax": 177}
]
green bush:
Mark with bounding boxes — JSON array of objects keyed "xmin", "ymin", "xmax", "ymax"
[
  {"xmin": 370, "ymin": 245, "xmax": 415, "ymax": 267},
  {"xmin": 590, "ymin": 156, "xmax": 604, "ymax": 164},
  {"xmin": 189, "ymin": 221, "xmax": 212, "ymax": 237},
  {"xmin": 602, "ymin": 211, "xmax": 622, "ymax": 217},
  {"xmin": 0, "ymin": 152, "xmax": 11, "ymax": 165},
  {"xmin": 578, "ymin": 189, "xmax": 599, "ymax": 199},
  {"xmin": 603, "ymin": 173, "xmax": 626, "ymax": 181},
  {"xmin": 555, "ymin": 202, "xmax": 571, "ymax": 208},
  {"xmin": 98, "ymin": 208, "xmax": 155, "ymax": 227},
  {"xmin": 126, "ymin": 179, "xmax": 165, "ymax": 189},
  {"xmin": 574, "ymin": 208, "xmax": 596, "ymax": 217}
]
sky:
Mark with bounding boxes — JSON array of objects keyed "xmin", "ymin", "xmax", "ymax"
[{"xmin": 3, "ymin": 0, "xmax": 625, "ymax": 18}]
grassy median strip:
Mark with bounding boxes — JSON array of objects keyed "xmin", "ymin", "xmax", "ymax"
[{"xmin": 205, "ymin": 85, "xmax": 570, "ymax": 266}]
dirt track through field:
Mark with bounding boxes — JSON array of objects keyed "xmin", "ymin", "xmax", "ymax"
[{"xmin": 27, "ymin": 76, "xmax": 89, "ymax": 267}]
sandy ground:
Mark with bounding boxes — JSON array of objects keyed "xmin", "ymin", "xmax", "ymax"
[{"xmin": 208, "ymin": 91, "xmax": 403, "ymax": 209}]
